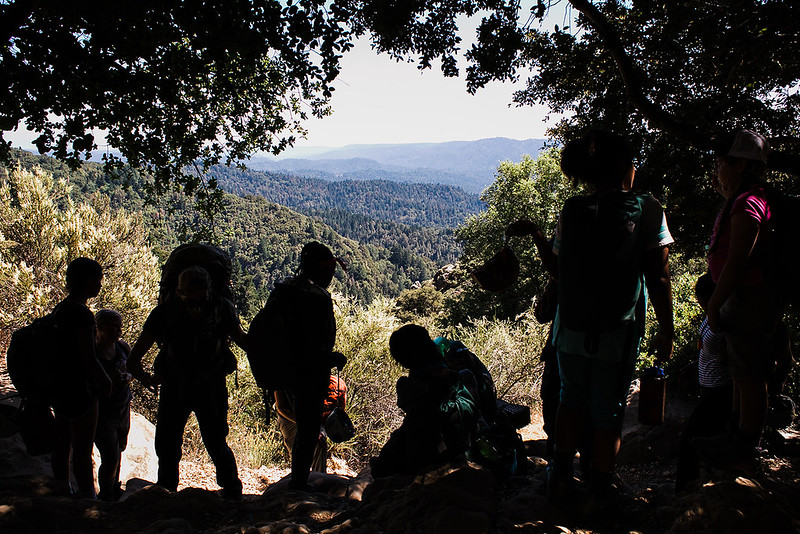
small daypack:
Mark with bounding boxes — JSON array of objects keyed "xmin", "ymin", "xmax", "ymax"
[
  {"xmin": 766, "ymin": 188, "xmax": 800, "ymax": 311},
  {"xmin": 7, "ymin": 313, "xmax": 63, "ymax": 402},
  {"xmin": 246, "ymin": 282, "xmax": 303, "ymax": 391},
  {"xmin": 557, "ymin": 190, "xmax": 647, "ymax": 352}
]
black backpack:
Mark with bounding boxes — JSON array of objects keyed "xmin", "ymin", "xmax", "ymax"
[
  {"xmin": 557, "ymin": 191, "xmax": 647, "ymax": 353},
  {"xmin": 152, "ymin": 298, "xmax": 238, "ymax": 382},
  {"xmin": 766, "ymin": 188, "xmax": 800, "ymax": 311},
  {"xmin": 6, "ymin": 313, "xmax": 63, "ymax": 402},
  {"xmin": 246, "ymin": 282, "xmax": 304, "ymax": 391}
]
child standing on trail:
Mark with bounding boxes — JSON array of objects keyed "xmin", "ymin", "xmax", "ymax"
[
  {"xmin": 675, "ymin": 273, "xmax": 731, "ymax": 493},
  {"xmin": 94, "ymin": 309, "xmax": 133, "ymax": 501},
  {"xmin": 507, "ymin": 130, "xmax": 674, "ymax": 508},
  {"xmin": 51, "ymin": 257, "xmax": 112, "ymax": 499}
]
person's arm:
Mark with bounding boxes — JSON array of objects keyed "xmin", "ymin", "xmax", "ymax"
[
  {"xmin": 127, "ymin": 329, "xmax": 159, "ymax": 394},
  {"xmin": 707, "ymin": 211, "xmax": 760, "ymax": 332},
  {"xmin": 643, "ymin": 245, "xmax": 674, "ymax": 365},
  {"xmin": 505, "ymin": 220, "xmax": 558, "ymax": 277}
]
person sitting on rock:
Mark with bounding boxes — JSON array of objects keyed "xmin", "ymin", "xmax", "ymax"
[{"xmin": 370, "ymin": 324, "xmax": 478, "ymax": 478}]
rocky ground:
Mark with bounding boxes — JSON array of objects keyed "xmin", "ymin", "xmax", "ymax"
[{"xmin": 1, "ymin": 363, "xmax": 799, "ymax": 533}]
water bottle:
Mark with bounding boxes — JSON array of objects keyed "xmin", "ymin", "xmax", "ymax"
[{"xmin": 638, "ymin": 366, "xmax": 666, "ymax": 425}]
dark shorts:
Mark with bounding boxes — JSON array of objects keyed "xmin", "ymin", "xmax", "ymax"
[{"xmin": 557, "ymin": 349, "xmax": 637, "ymax": 430}]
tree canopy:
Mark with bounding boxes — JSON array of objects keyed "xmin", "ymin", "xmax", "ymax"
[
  {"xmin": 344, "ymin": 0, "xmax": 800, "ymax": 253},
  {"xmin": 345, "ymin": 1, "xmax": 800, "ymax": 168},
  {"xmin": 3, "ymin": 1, "xmax": 799, "ymax": 226},
  {"xmin": 1, "ymin": 0, "xmax": 353, "ymax": 213}
]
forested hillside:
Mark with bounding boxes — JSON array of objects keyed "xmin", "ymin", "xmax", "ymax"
[
  {"xmin": 4, "ymin": 150, "xmax": 456, "ymax": 316},
  {"xmin": 209, "ymin": 166, "xmax": 483, "ymax": 228}
]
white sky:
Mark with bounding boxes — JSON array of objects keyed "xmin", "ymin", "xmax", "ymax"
[
  {"xmin": 5, "ymin": 6, "xmax": 569, "ymax": 157},
  {"xmin": 285, "ymin": 37, "xmax": 553, "ymax": 153}
]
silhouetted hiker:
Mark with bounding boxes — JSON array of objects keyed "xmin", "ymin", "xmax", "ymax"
[
  {"xmin": 127, "ymin": 265, "xmax": 246, "ymax": 500},
  {"xmin": 249, "ymin": 241, "xmax": 346, "ymax": 491},
  {"xmin": 699, "ymin": 129, "xmax": 792, "ymax": 474},
  {"xmin": 51, "ymin": 257, "xmax": 112, "ymax": 499},
  {"xmin": 94, "ymin": 309, "xmax": 133, "ymax": 501},
  {"xmin": 675, "ymin": 273, "xmax": 732, "ymax": 493},
  {"xmin": 507, "ymin": 130, "xmax": 674, "ymax": 509},
  {"xmin": 274, "ymin": 374, "xmax": 347, "ymax": 474},
  {"xmin": 370, "ymin": 324, "xmax": 478, "ymax": 478}
]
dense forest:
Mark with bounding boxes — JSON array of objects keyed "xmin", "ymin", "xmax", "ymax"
[
  {"xmin": 209, "ymin": 166, "xmax": 483, "ymax": 228},
  {"xmin": 4, "ymin": 150, "xmax": 469, "ymax": 316}
]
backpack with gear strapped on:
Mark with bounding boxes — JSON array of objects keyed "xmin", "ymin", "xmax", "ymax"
[
  {"xmin": 557, "ymin": 190, "xmax": 648, "ymax": 354},
  {"xmin": 153, "ymin": 245, "xmax": 238, "ymax": 381},
  {"xmin": 158, "ymin": 244, "xmax": 233, "ymax": 304}
]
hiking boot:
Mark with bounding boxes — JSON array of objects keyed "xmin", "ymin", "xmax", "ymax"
[{"xmin": 219, "ymin": 484, "xmax": 243, "ymax": 501}]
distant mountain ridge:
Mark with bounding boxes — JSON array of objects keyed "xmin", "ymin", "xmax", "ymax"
[{"xmin": 249, "ymin": 137, "xmax": 546, "ymax": 193}]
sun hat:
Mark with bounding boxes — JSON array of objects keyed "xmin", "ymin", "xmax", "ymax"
[{"xmin": 723, "ymin": 129, "xmax": 771, "ymax": 162}]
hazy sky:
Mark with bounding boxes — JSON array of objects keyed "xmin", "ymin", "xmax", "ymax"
[
  {"xmin": 5, "ymin": 6, "xmax": 568, "ymax": 157},
  {"xmin": 285, "ymin": 38, "xmax": 552, "ymax": 153}
]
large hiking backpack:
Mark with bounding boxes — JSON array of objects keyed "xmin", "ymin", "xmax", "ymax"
[
  {"xmin": 159, "ymin": 244, "xmax": 233, "ymax": 304},
  {"xmin": 7, "ymin": 313, "xmax": 63, "ymax": 402},
  {"xmin": 557, "ymin": 191, "xmax": 647, "ymax": 350}
]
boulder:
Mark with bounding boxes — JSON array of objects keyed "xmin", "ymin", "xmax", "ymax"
[{"xmin": 92, "ymin": 411, "xmax": 158, "ymax": 493}]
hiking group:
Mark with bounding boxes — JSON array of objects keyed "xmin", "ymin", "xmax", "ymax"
[{"xmin": 5, "ymin": 129, "xmax": 796, "ymax": 513}]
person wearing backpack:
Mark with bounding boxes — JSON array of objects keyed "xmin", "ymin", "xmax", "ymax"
[
  {"xmin": 248, "ymin": 241, "xmax": 346, "ymax": 491},
  {"xmin": 127, "ymin": 265, "xmax": 246, "ymax": 500},
  {"xmin": 94, "ymin": 309, "xmax": 133, "ymax": 501},
  {"xmin": 507, "ymin": 130, "xmax": 674, "ymax": 508},
  {"xmin": 698, "ymin": 129, "xmax": 791, "ymax": 473},
  {"xmin": 370, "ymin": 324, "xmax": 478, "ymax": 478},
  {"xmin": 50, "ymin": 257, "xmax": 113, "ymax": 499}
]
